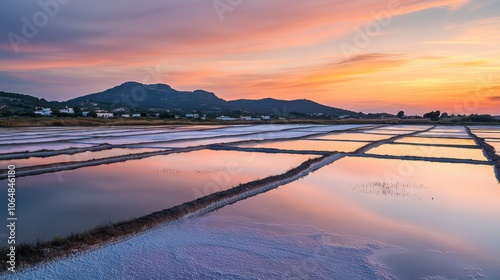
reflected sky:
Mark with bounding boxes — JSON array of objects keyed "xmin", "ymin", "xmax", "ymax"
[
  {"xmin": 395, "ymin": 136, "xmax": 477, "ymax": 146},
  {"xmin": 0, "ymin": 148, "xmax": 162, "ymax": 168},
  {"xmin": 0, "ymin": 150, "xmax": 315, "ymax": 243},
  {"xmin": 367, "ymin": 143, "xmax": 486, "ymax": 161},
  {"xmin": 238, "ymin": 140, "xmax": 369, "ymax": 152},
  {"xmin": 213, "ymin": 156, "xmax": 500, "ymax": 279},
  {"xmin": 312, "ymin": 132, "xmax": 393, "ymax": 142}
]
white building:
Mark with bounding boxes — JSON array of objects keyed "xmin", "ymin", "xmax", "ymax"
[
  {"xmin": 34, "ymin": 107, "xmax": 52, "ymax": 116},
  {"xmin": 261, "ymin": 115, "xmax": 271, "ymax": 120},
  {"xmin": 82, "ymin": 111, "xmax": 89, "ymax": 117},
  {"xmin": 59, "ymin": 107, "xmax": 74, "ymax": 114},
  {"xmin": 241, "ymin": 116, "xmax": 261, "ymax": 121},
  {"xmin": 122, "ymin": 114, "xmax": 130, "ymax": 118},
  {"xmin": 96, "ymin": 112, "xmax": 114, "ymax": 118},
  {"xmin": 132, "ymin": 114, "xmax": 141, "ymax": 118},
  {"xmin": 216, "ymin": 116, "xmax": 237, "ymax": 121},
  {"xmin": 185, "ymin": 114, "xmax": 200, "ymax": 118}
]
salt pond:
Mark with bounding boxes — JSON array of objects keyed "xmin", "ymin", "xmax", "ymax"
[
  {"xmin": 366, "ymin": 143, "xmax": 487, "ymax": 161},
  {"xmin": 2, "ymin": 124, "xmax": 500, "ymax": 279},
  {"xmin": 237, "ymin": 139, "xmax": 370, "ymax": 152},
  {"xmin": 1, "ymin": 150, "xmax": 314, "ymax": 243},
  {"xmin": 13, "ymin": 155, "xmax": 500, "ymax": 279},
  {"xmin": 0, "ymin": 148, "xmax": 163, "ymax": 168}
]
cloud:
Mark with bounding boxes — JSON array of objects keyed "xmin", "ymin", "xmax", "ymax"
[
  {"xmin": 427, "ymin": 17, "xmax": 500, "ymax": 45},
  {"xmin": 4, "ymin": 0, "xmax": 500, "ymax": 115}
]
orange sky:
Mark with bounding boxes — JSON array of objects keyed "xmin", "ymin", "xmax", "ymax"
[{"xmin": 1, "ymin": 0, "xmax": 499, "ymax": 114}]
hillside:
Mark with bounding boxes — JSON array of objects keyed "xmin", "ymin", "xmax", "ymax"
[
  {"xmin": 1, "ymin": 82, "xmax": 359, "ymax": 117},
  {"xmin": 67, "ymin": 82, "xmax": 227, "ymax": 112},
  {"xmin": 67, "ymin": 81, "xmax": 358, "ymax": 116},
  {"xmin": 228, "ymin": 98, "xmax": 356, "ymax": 116},
  {"xmin": 0, "ymin": 91, "xmax": 63, "ymax": 116}
]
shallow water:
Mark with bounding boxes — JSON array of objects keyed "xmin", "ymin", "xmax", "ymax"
[
  {"xmin": 471, "ymin": 132, "xmax": 500, "ymax": 139},
  {"xmin": 395, "ymin": 136, "xmax": 477, "ymax": 146},
  {"xmin": 417, "ymin": 131, "xmax": 471, "ymax": 138},
  {"xmin": 3, "ymin": 124, "xmax": 500, "ymax": 279},
  {"xmin": 0, "ymin": 142, "xmax": 95, "ymax": 154},
  {"xmin": 311, "ymin": 132, "xmax": 394, "ymax": 142},
  {"xmin": 209, "ymin": 156, "xmax": 500, "ymax": 279},
  {"xmin": 0, "ymin": 150, "xmax": 314, "ymax": 243},
  {"xmin": 0, "ymin": 148, "xmax": 163, "ymax": 168},
  {"xmin": 366, "ymin": 143, "xmax": 486, "ymax": 161},
  {"xmin": 237, "ymin": 139, "xmax": 370, "ymax": 152}
]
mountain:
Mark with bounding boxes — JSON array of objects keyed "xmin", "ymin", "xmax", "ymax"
[
  {"xmin": 67, "ymin": 81, "xmax": 227, "ymax": 112},
  {"xmin": 67, "ymin": 81, "xmax": 358, "ymax": 116},
  {"xmin": 1, "ymin": 82, "xmax": 359, "ymax": 117},
  {"xmin": 228, "ymin": 98, "xmax": 355, "ymax": 116}
]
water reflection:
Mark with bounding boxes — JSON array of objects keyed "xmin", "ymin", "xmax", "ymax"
[
  {"xmin": 395, "ymin": 136, "xmax": 476, "ymax": 146},
  {"xmin": 0, "ymin": 148, "xmax": 162, "ymax": 168},
  {"xmin": 351, "ymin": 181, "xmax": 430, "ymax": 200},
  {"xmin": 312, "ymin": 132, "xmax": 393, "ymax": 142},
  {"xmin": 238, "ymin": 140, "xmax": 370, "ymax": 152},
  {"xmin": 0, "ymin": 150, "xmax": 313, "ymax": 244},
  {"xmin": 215, "ymin": 156, "xmax": 500, "ymax": 279},
  {"xmin": 367, "ymin": 143, "xmax": 486, "ymax": 161}
]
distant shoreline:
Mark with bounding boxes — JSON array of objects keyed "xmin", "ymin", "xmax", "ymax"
[{"xmin": 1, "ymin": 117, "xmax": 499, "ymax": 127}]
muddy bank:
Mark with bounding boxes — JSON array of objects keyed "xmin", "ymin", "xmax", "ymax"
[{"xmin": 466, "ymin": 126, "xmax": 500, "ymax": 181}]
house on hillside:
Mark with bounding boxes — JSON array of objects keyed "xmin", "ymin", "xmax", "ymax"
[
  {"xmin": 132, "ymin": 114, "xmax": 141, "ymax": 118},
  {"xmin": 241, "ymin": 116, "xmax": 261, "ymax": 121},
  {"xmin": 82, "ymin": 111, "xmax": 89, "ymax": 117},
  {"xmin": 96, "ymin": 112, "xmax": 114, "ymax": 118},
  {"xmin": 185, "ymin": 114, "xmax": 200, "ymax": 119},
  {"xmin": 34, "ymin": 107, "xmax": 52, "ymax": 116},
  {"xmin": 216, "ymin": 116, "xmax": 237, "ymax": 121},
  {"xmin": 59, "ymin": 107, "xmax": 74, "ymax": 114},
  {"xmin": 261, "ymin": 115, "xmax": 271, "ymax": 120}
]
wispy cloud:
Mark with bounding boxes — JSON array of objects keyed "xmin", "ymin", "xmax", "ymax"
[{"xmin": 1, "ymin": 0, "xmax": 498, "ymax": 114}]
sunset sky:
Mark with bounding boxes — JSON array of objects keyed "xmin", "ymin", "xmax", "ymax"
[{"xmin": 1, "ymin": 0, "xmax": 499, "ymax": 115}]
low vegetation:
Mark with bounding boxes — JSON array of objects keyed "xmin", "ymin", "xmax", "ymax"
[{"xmin": 0, "ymin": 116, "xmax": 498, "ymax": 127}]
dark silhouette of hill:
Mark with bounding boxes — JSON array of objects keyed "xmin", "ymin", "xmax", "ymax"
[
  {"xmin": 228, "ymin": 98, "xmax": 355, "ymax": 116},
  {"xmin": 67, "ymin": 82, "xmax": 227, "ymax": 111},
  {"xmin": 67, "ymin": 81, "xmax": 358, "ymax": 115},
  {"xmin": 1, "ymin": 82, "xmax": 358, "ymax": 116}
]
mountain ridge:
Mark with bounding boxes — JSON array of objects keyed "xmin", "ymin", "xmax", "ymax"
[
  {"xmin": 1, "ymin": 81, "xmax": 359, "ymax": 117},
  {"xmin": 66, "ymin": 81, "xmax": 358, "ymax": 116}
]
